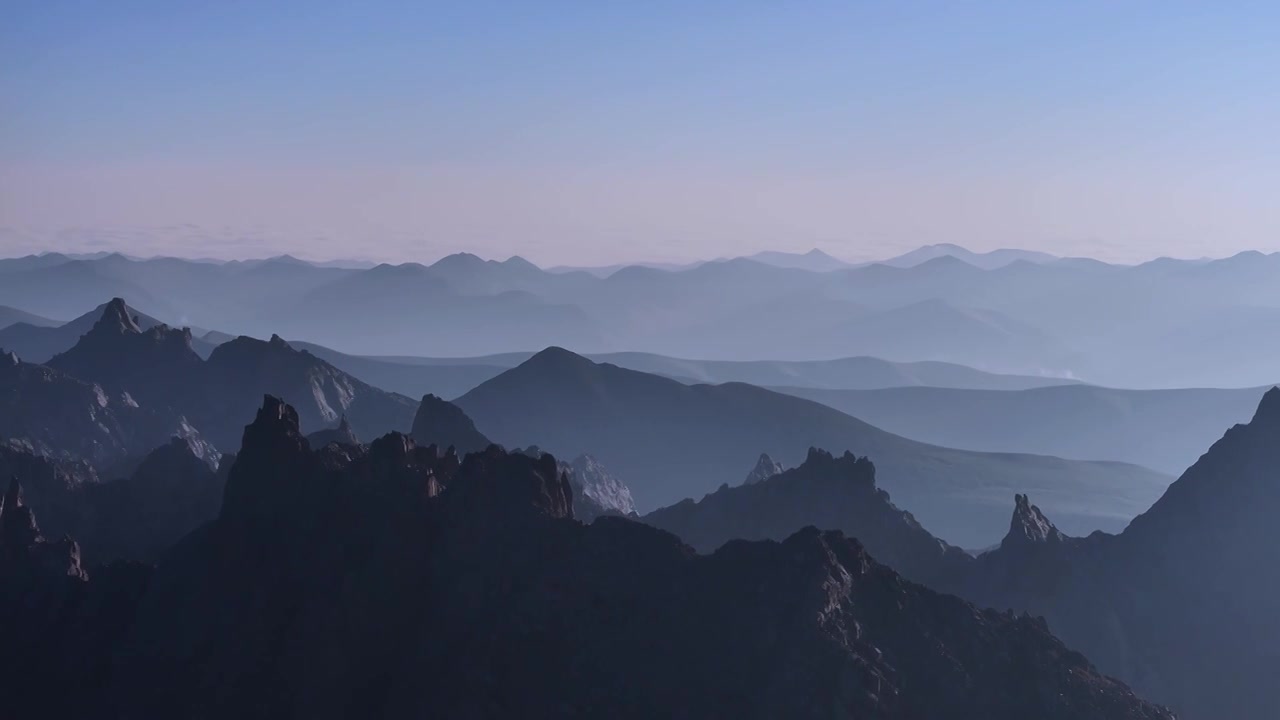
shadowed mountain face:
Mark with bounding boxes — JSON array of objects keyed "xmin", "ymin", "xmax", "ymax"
[
  {"xmin": 408, "ymin": 393, "xmax": 492, "ymax": 454},
  {"xmin": 952, "ymin": 388, "xmax": 1280, "ymax": 719},
  {"xmin": 456, "ymin": 348, "xmax": 1171, "ymax": 548},
  {"xmin": 0, "ymin": 437, "xmax": 226, "ymax": 566},
  {"xmin": 643, "ymin": 448, "xmax": 974, "ymax": 589},
  {"xmin": 103, "ymin": 396, "xmax": 1169, "ymax": 720}
]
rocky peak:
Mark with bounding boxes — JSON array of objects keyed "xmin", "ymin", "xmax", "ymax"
[
  {"xmin": 1002, "ymin": 494, "xmax": 1065, "ymax": 549},
  {"xmin": 446, "ymin": 445, "xmax": 574, "ymax": 525},
  {"xmin": 410, "ymin": 394, "xmax": 491, "ymax": 454},
  {"xmin": 219, "ymin": 395, "xmax": 310, "ymax": 527},
  {"xmin": 743, "ymin": 452, "xmax": 784, "ymax": 485},
  {"xmin": 93, "ymin": 297, "xmax": 142, "ymax": 336},
  {"xmin": 1250, "ymin": 386, "xmax": 1280, "ymax": 427},
  {"xmin": 1, "ymin": 348, "xmax": 19, "ymax": 367},
  {"xmin": 568, "ymin": 453, "xmax": 636, "ymax": 520}
]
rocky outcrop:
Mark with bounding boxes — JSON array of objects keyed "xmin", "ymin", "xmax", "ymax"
[
  {"xmin": 306, "ymin": 415, "xmax": 360, "ymax": 447},
  {"xmin": 0, "ymin": 475, "xmax": 151, "ymax": 719},
  {"xmin": 644, "ymin": 447, "xmax": 975, "ymax": 589},
  {"xmin": 517, "ymin": 446, "xmax": 637, "ymax": 521},
  {"xmin": 743, "ymin": 452, "xmax": 784, "ymax": 484},
  {"xmin": 409, "ymin": 393, "xmax": 491, "ymax": 454},
  {"xmin": 109, "ymin": 398, "xmax": 1169, "ymax": 719},
  {"xmin": 0, "ymin": 437, "xmax": 225, "ymax": 566},
  {"xmin": 959, "ymin": 386, "xmax": 1280, "ymax": 719}
]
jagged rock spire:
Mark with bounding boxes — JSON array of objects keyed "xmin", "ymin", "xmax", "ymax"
[
  {"xmin": 1002, "ymin": 494, "xmax": 1064, "ymax": 549},
  {"xmin": 743, "ymin": 453, "xmax": 784, "ymax": 485},
  {"xmin": 95, "ymin": 297, "xmax": 142, "ymax": 335}
]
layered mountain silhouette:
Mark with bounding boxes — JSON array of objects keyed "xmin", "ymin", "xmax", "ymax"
[
  {"xmin": 456, "ymin": 348, "xmax": 1170, "ymax": 547},
  {"xmin": 644, "ymin": 448, "xmax": 974, "ymax": 589},
  {"xmin": 944, "ymin": 387, "xmax": 1280, "ymax": 718},
  {"xmin": 0, "ymin": 298, "xmax": 216, "ymax": 363},
  {"xmin": 781, "ymin": 383, "xmax": 1267, "ymax": 473},
  {"xmin": 7, "ymin": 248, "xmax": 1280, "ymax": 385},
  {"xmin": 96, "ymin": 396, "xmax": 1170, "ymax": 719}
]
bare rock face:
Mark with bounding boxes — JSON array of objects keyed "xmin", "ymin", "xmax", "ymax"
[
  {"xmin": 743, "ymin": 452, "xmax": 784, "ymax": 485},
  {"xmin": 108, "ymin": 397, "xmax": 1169, "ymax": 720},
  {"xmin": 961, "ymin": 386, "xmax": 1280, "ymax": 719}
]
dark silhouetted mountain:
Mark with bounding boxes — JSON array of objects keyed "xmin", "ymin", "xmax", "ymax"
[
  {"xmin": 107, "ymin": 396, "xmax": 1170, "ymax": 719},
  {"xmin": 743, "ymin": 452, "xmax": 784, "ymax": 484},
  {"xmin": 457, "ymin": 348, "xmax": 1171, "ymax": 547},
  {"xmin": 306, "ymin": 416, "xmax": 360, "ymax": 448},
  {"xmin": 644, "ymin": 448, "xmax": 974, "ymax": 589},
  {"xmin": 409, "ymin": 393, "xmax": 492, "ymax": 454},
  {"xmin": 779, "ymin": 383, "xmax": 1267, "ymax": 474},
  {"xmin": 955, "ymin": 387, "xmax": 1280, "ymax": 719},
  {"xmin": 0, "ymin": 475, "xmax": 152, "ymax": 720}
]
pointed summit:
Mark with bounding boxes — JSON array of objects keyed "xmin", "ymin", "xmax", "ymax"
[
  {"xmin": 1002, "ymin": 494, "xmax": 1064, "ymax": 549},
  {"xmin": 306, "ymin": 414, "xmax": 361, "ymax": 448},
  {"xmin": 94, "ymin": 297, "xmax": 142, "ymax": 335},
  {"xmin": 743, "ymin": 453, "xmax": 784, "ymax": 485}
]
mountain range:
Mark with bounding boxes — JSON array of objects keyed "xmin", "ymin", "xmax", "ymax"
[
  {"xmin": 0, "ymin": 395, "xmax": 1171, "ymax": 719},
  {"xmin": 4, "ymin": 247, "xmax": 1280, "ymax": 386},
  {"xmin": 455, "ymin": 347, "xmax": 1170, "ymax": 547}
]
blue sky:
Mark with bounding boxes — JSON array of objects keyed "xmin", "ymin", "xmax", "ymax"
[{"xmin": 2, "ymin": 1, "xmax": 1278, "ymax": 264}]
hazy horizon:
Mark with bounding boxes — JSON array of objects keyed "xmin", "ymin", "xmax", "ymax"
[{"xmin": 5, "ymin": 2, "xmax": 1280, "ymax": 266}]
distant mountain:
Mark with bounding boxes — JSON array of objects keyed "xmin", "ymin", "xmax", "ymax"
[
  {"xmin": 779, "ymin": 383, "xmax": 1266, "ymax": 474},
  {"xmin": 0, "ymin": 299, "xmax": 216, "ymax": 364},
  {"xmin": 4, "ymin": 250, "xmax": 1280, "ymax": 386},
  {"xmin": 290, "ymin": 340, "xmax": 509, "ymax": 399},
  {"xmin": 93, "ymin": 396, "xmax": 1170, "ymax": 719},
  {"xmin": 951, "ymin": 387, "xmax": 1280, "ymax": 719},
  {"xmin": 744, "ymin": 248, "xmax": 854, "ymax": 271},
  {"xmin": 880, "ymin": 243, "xmax": 1059, "ymax": 269},
  {"xmin": 644, "ymin": 448, "xmax": 974, "ymax": 588},
  {"xmin": 0, "ymin": 305, "xmax": 58, "ymax": 330},
  {"xmin": 456, "ymin": 348, "xmax": 1171, "ymax": 547}
]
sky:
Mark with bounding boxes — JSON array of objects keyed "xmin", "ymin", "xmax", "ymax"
[{"xmin": 2, "ymin": 1, "xmax": 1279, "ymax": 266}]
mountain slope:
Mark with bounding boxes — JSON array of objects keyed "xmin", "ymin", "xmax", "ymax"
[
  {"xmin": 0, "ymin": 305, "xmax": 59, "ymax": 330},
  {"xmin": 456, "ymin": 348, "xmax": 1171, "ymax": 547},
  {"xmin": 955, "ymin": 387, "xmax": 1280, "ymax": 719},
  {"xmin": 779, "ymin": 383, "xmax": 1266, "ymax": 473},
  {"xmin": 105, "ymin": 397, "xmax": 1171, "ymax": 720}
]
